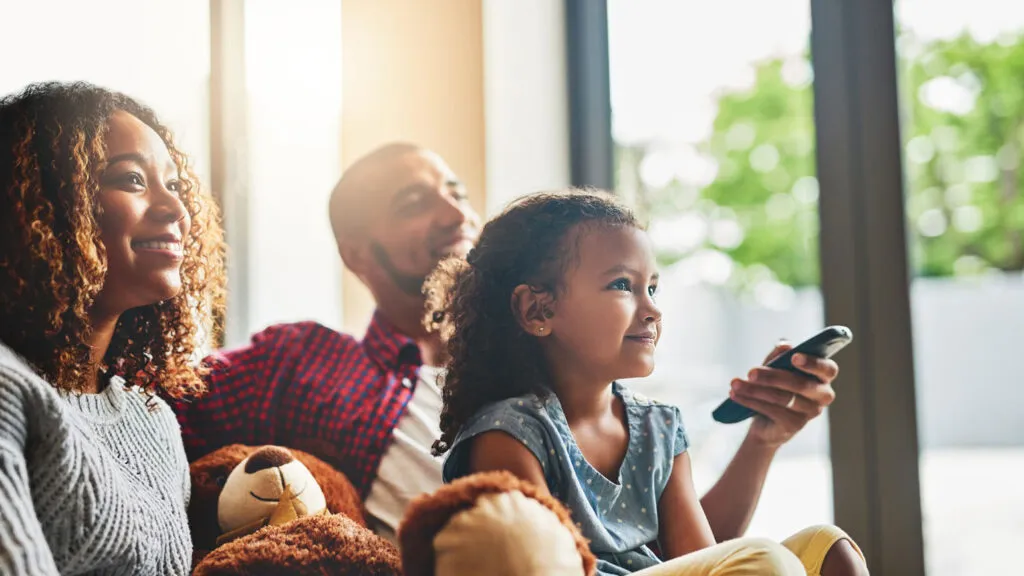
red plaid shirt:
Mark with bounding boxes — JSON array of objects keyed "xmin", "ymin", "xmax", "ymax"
[{"xmin": 173, "ymin": 312, "xmax": 421, "ymax": 498}]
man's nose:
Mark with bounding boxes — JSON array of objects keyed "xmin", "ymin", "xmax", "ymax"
[{"xmin": 438, "ymin": 194, "xmax": 475, "ymax": 229}]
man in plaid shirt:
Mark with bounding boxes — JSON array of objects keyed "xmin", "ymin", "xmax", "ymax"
[{"xmin": 174, "ymin": 142, "xmax": 845, "ymax": 544}]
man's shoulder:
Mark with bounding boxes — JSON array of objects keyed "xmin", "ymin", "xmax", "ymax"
[
  {"xmin": 217, "ymin": 321, "xmax": 359, "ymax": 358},
  {"xmin": 202, "ymin": 321, "xmax": 367, "ymax": 379},
  {"xmin": 252, "ymin": 320, "xmax": 358, "ymax": 346}
]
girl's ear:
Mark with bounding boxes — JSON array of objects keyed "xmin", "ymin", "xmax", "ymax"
[{"xmin": 511, "ymin": 284, "xmax": 556, "ymax": 338}]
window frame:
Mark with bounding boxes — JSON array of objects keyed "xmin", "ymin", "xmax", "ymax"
[{"xmin": 566, "ymin": 1, "xmax": 927, "ymax": 573}]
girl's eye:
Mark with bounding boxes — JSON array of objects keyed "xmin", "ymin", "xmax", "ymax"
[
  {"xmin": 166, "ymin": 180, "xmax": 182, "ymax": 194},
  {"xmin": 648, "ymin": 284, "xmax": 658, "ymax": 297},
  {"xmin": 608, "ymin": 278, "xmax": 632, "ymax": 292}
]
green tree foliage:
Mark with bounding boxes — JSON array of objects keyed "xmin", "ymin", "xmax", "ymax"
[
  {"xmin": 901, "ymin": 33, "xmax": 1024, "ymax": 277},
  {"xmin": 627, "ymin": 33, "xmax": 1024, "ymax": 287}
]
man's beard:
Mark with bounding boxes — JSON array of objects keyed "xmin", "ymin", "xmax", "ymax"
[{"xmin": 370, "ymin": 241, "xmax": 431, "ymax": 296}]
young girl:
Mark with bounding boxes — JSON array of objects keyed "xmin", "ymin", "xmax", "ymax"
[{"xmin": 427, "ymin": 190, "xmax": 865, "ymax": 575}]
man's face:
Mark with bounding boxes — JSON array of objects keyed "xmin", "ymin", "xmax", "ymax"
[{"xmin": 356, "ymin": 150, "xmax": 481, "ymax": 295}]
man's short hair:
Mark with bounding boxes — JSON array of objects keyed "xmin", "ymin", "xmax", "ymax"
[{"xmin": 328, "ymin": 142, "xmax": 423, "ymax": 244}]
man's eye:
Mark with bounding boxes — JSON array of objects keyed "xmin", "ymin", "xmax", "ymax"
[
  {"xmin": 608, "ymin": 278, "xmax": 631, "ymax": 292},
  {"xmin": 397, "ymin": 205, "xmax": 422, "ymax": 217}
]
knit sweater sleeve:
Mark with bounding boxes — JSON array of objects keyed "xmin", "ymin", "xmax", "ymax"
[{"xmin": 0, "ymin": 369, "xmax": 59, "ymax": 575}]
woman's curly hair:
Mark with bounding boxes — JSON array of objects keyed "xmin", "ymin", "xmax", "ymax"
[
  {"xmin": 425, "ymin": 189, "xmax": 640, "ymax": 455},
  {"xmin": 0, "ymin": 81, "xmax": 226, "ymax": 397}
]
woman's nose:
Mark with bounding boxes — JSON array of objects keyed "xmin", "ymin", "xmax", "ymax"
[{"xmin": 151, "ymin": 185, "xmax": 188, "ymax": 224}]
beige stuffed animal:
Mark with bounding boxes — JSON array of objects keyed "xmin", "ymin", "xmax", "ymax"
[
  {"xmin": 189, "ymin": 444, "xmax": 402, "ymax": 575},
  {"xmin": 214, "ymin": 445, "xmax": 328, "ymax": 545}
]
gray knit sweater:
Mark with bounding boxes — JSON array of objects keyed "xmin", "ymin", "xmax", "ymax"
[{"xmin": 0, "ymin": 342, "xmax": 193, "ymax": 575}]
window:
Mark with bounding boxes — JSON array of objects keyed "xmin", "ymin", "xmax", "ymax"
[
  {"xmin": 1, "ymin": 1, "xmax": 346, "ymax": 344},
  {"xmin": 0, "ymin": 0, "xmax": 211, "ymax": 189},
  {"xmin": 896, "ymin": 1, "xmax": 1024, "ymax": 573},
  {"xmin": 241, "ymin": 0, "xmax": 343, "ymax": 337},
  {"xmin": 608, "ymin": 0, "xmax": 832, "ymax": 539}
]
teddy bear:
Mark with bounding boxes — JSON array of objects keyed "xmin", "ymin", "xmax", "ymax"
[
  {"xmin": 188, "ymin": 444, "xmax": 402, "ymax": 575},
  {"xmin": 398, "ymin": 470, "xmax": 597, "ymax": 576},
  {"xmin": 188, "ymin": 444, "xmax": 596, "ymax": 576}
]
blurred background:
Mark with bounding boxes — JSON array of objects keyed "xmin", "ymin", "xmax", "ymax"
[{"xmin": 2, "ymin": 1, "xmax": 1020, "ymax": 574}]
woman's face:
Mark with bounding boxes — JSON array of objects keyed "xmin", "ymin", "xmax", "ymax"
[{"xmin": 91, "ymin": 110, "xmax": 191, "ymax": 316}]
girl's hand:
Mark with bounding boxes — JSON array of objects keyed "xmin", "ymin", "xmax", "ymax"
[{"xmin": 728, "ymin": 343, "xmax": 839, "ymax": 449}]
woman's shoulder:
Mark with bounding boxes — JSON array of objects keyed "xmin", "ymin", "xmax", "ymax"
[
  {"xmin": 0, "ymin": 340, "xmax": 39, "ymax": 381},
  {"xmin": 0, "ymin": 341, "xmax": 59, "ymax": 402},
  {"xmin": 0, "ymin": 342, "xmax": 65, "ymax": 444}
]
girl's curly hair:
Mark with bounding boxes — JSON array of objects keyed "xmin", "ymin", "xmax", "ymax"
[
  {"xmin": 424, "ymin": 189, "xmax": 640, "ymax": 456},
  {"xmin": 0, "ymin": 81, "xmax": 226, "ymax": 397}
]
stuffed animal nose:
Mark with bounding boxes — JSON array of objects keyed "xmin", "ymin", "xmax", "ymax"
[{"xmin": 244, "ymin": 446, "xmax": 295, "ymax": 473}]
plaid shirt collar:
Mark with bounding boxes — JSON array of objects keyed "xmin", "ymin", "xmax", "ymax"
[{"xmin": 362, "ymin": 310, "xmax": 422, "ymax": 371}]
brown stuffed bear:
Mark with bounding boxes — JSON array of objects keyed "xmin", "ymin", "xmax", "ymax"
[
  {"xmin": 399, "ymin": 471, "xmax": 597, "ymax": 576},
  {"xmin": 189, "ymin": 445, "xmax": 596, "ymax": 575},
  {"xmin": 188, "ymin": 444, "xmax": 402, "ymax": 575}
]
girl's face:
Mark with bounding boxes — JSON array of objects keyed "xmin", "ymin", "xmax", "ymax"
[
  {"xmin": 544, "ymin": 225, "xmax": 662, "ymax": 383},
  {"xmin": 91, "ymin": 111, "xmax": 191, "ymax": 316}
]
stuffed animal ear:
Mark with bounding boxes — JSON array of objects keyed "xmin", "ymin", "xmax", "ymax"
[
  {"xmin": 190, "ymin": 445, "xmax": 261, "ymax": 555},
  {"xmin": 397, "ymin": 471, "xmax": 597, "ymax": 576}
]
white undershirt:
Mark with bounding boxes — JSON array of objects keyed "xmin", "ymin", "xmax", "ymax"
[{"xmin": 364, "ymin": 364, "xmax": 446, "ymax": 541}]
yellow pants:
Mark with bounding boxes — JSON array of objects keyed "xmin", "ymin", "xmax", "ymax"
[
  {"xmin": 634, "ymin": 525, "xmax": 864, "ymax": 576},
  {"xmin": 428, "ymin": 489, "xmax": 863, "ymax": 576}
]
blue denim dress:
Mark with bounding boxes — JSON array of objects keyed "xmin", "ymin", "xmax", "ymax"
[{"xmin": 442, "ymin": 382, "xmax": 689, "ymax": 575}]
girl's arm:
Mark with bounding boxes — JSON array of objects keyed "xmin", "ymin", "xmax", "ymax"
[
  {"xmin": 467, "ymin": 431, "xmax": 551, "ymax": 496},
  {"xmin": 657, "ymin": 451, "xmax": 717, "ymax": 559},
  {"xmin": 698, "ymin": 434, "xmax": 776, "ymax": 541}
]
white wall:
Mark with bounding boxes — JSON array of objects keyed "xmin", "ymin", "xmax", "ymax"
[
  {"xmin": 240, "ymin": 1, "xmax": 344, "ymax": 342},
  {"xmin": 483, "ymin": 0, "xmax": 572, "ymax": 216},
  {"xmin": 632, "ymin": 273, "xmax": 1024, "ymax": 461}
]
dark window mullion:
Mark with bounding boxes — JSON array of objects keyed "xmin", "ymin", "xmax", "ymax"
[
  {"xmin": 565, "ymin": 0, "xmax": 614, "ymax": 190},
  {"xmin": 810, "ymin": 0, "xmax": 925, "ymax": 573}
]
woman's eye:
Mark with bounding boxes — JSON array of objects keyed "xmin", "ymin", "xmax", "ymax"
[
  {"xmin": 648, "ymin": 284, "xmax": 659, "ymax": 298},
  {"xmin": 166, "ymin": 180, "xmax": 182, "ymax": 194},
  {"xmin": 123, "ymin": 173, "xmax": 145, "ymax": 189},
  {"xmin": 608, "ymin": 278, "xmax": 632, "ymax": 292}
]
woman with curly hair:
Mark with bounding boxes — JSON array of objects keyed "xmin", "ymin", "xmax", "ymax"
[
  {"xmin": 426, "ymin": 190, "xmax": 866, "ymax": 575},
  {"xmin": 0, "ymin": 81, "xmax": 224, "ymax": 574}
]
